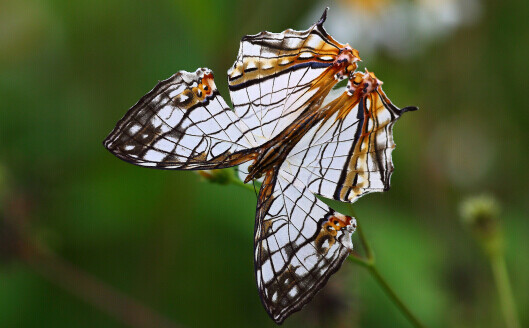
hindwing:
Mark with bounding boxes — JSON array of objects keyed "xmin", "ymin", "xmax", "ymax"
[
  {"xmin": 254, "ymin": 166, "xmax": 356, "ymax": 324},
  {"xmin": 253, "ymin": 72, "xmax": 417, "ymax": 322}
]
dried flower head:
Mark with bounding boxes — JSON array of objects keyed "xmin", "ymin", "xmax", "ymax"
[{"xmin": 460, "ymin": 194, "xmax": 502, "ymax": 256}]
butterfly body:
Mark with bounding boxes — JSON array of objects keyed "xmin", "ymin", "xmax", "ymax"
[
  {"xmin": 103, "ymin": 8, "xmax": 416, "ymax": 324},
  {"xmin": 244, "ymin": 102, "xmax": 323, "ymax": 183}
]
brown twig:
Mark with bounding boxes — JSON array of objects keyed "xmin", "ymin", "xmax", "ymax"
[
  {"xmin": 1, "ymin": 193, "xmax": 184, "ymax": 328},
  {"xmin": 19, "ymin": 245, "xmax": 183, "ymax": 328}
]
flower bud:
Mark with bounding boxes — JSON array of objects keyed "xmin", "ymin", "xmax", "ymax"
[
  {"xmin": 196, "ymin": 169, "xmax": 234, "ymax": 185},
  {"xmin": 460, "ymin": 194, "xmax": 503, "ymax": 257}
]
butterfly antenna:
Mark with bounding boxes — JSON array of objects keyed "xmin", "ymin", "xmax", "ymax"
[{"xmin": 252, "ymin": 179, "xmax": 259, "ymax": 197}]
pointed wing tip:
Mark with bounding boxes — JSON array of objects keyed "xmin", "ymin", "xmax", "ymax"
[
  {"xmin": 265, "ymin": 306, "xmax": 288, "ymax": 325},
  {"xmin": 273, "ymin": 317, "xmax": 286, "ymax": 325},
  {"xmin": 318, "ymin": 7, "xmax": 329, "ymax": 26},
  {"xmin": 264, "ymin": 309, "xmax": 286, "ymax": 325},
  {"xmin": 102, "ymin": 137, "xmax": 121, "ymax": 158},
  {"xmin": 103, "ymin": 138, "xmax": 125, "ymax": 163},
  {"xmin": 400, "ymin": 106, "xmax": 419, "ymax": 114},
  {"xmin": 102, "ymin": 136, "xmax": 114, "ymax": 152},
  {"xmin": 258, "ymin": 296, "xmax": 287, "ymax": 325},
  {"xmin": 103, "ymin": 132, "xmax": 127, "ymax": 160},
  {"xmin": 103, "ymin": 127, "xmax": 121, "ymax": 151}
]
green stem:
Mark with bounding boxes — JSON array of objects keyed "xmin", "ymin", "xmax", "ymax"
[
  {"xmin": 348, "ymin": 251, "xmax": 371, "ymax": 268},
  {"xmin": 347, "ymin": 205, "xmax": 425, "ymax": 328},
  {"xmin": 227, "ymin": 175, "xmax": 425, "ymax": 327},
  {"xmin": 228, "ymin": 174, "xmax": 260, "ymax": 193},
  {"xmin": 365, "ymin": 263, "xmax": 425, "ymax": 328},
  {"xmin": 197, "ymin": 168, "xmax": 260, "ymax": 193},
  {"xmin": 489, "ymin": 253, "xmax": 520, "ymax": 328},
  {"xmin": 356, "ymin": 223, "xmax": 375, "ymax": 263},
  {"xmin": 460, "ymin": 194, "xmax": 520, "ymax": 328}
]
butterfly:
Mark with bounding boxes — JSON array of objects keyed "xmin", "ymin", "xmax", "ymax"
[{"xmin": 103, "ymin": 8, "xmax": 417, "ymax": 324}]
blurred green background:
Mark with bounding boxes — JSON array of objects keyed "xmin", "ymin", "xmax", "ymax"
[{"xmin": 1, "ymin": 0, "xmax": 528, "ymax": 327}]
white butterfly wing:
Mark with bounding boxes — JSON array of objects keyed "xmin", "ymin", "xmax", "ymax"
[
  {"xmin": 228, "ymin": 9, "xmax": 356, "ymax": 150},
  {"xmin": 286, "ymin": 87, "xmax": 416, "ymax": 203},
  {"xmin": 254, "ymin": 167, "xmax": 356, "ymax": 323},
  {"xmin": 104, "ymin": 68, "xmax": 255, "ymax": 169},
  {"xmin": 104, "ymin": 10, "xmax": 358, "ymax": 174},
  {"xmin": 103, "ymin": 8, "xmax": 417, "ymax": 326},
  {"xmin": 254, "ymin": 79, "xmax": 416, "ymax": 323}
]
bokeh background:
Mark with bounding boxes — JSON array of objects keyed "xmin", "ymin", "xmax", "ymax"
[{"xmin": 1, "ymin": 0, "xmax": 528, "ymax": 327}]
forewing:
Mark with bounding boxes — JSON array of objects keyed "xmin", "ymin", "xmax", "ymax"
[
  {"xmin": 104, "ymin": 68, "xmax": 254, "ymax": 170},
  {"xmin": 285, "ymin": 88, "xmax": 412, "ymax": 203},
  {"xmin": 227, "ymin": 9, "xmax": 347, "ymax": 148},
  {"xmin": 254, "ymin": 166, "xmax": 356, "ymax": 323}
]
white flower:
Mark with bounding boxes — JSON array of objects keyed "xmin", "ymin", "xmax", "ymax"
[{"xmin": 306, "ymin": 0, "xmax": 481, "ymax": 58}]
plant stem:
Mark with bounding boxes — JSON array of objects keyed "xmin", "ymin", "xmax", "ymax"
[
  {"xmin": 459, "ymin": 194, "xmax": 520, "ymax": 328},
  {"xmin": 346, "ymin": 206, "xmax": 425, "ymax": 328},
  {"xmin": 20, "ymin": 245, "xmax": 183, "ymax": 328},
  {"xmin": 364, "ymin": 263, "xmax": 425, "ymax": 328},
  {"xmin": 489, "ymin": 253, "xmax": 520, "ymax": 328},
  {"xmin": 223, "ymin": 168, "xmax": 262, "ymax": 194},
  {"xmin": 227, "ymin": 175, "xmax": 425, "ymax": 327},
  {"xmin": 356, "ymin": 223, "xmax": 374, "ymax": 262},
  {"xmin": 228, "ymin": 174, "xmax": 260, "ymax": 193}
]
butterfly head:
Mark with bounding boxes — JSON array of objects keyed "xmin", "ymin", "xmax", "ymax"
[
  {"xmin": 333, "ymin": 45, "xmax": 361, "ymax": 80},
  {"xmin": 347, "ymin": 69, "xmax": 383, "ymax": 96},
  {"xmin": 196, "ymin": 72, "xmax": 216, "ymax": 100}
]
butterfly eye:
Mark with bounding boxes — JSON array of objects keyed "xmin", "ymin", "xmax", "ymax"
[
  {"xmin": 203, "ymin": 85, "xmax": 209, "ymax": 91},
  {"xmin": 193, "ymin": 87, "xmax": 203, "ymax": 98}
]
